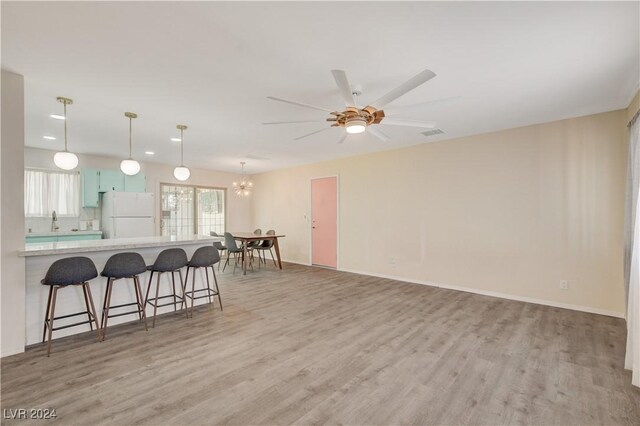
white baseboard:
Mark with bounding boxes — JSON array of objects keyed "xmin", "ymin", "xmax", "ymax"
[{"xmin": 338, "ymin": 267, "xmax": 625, "ymax": 319}]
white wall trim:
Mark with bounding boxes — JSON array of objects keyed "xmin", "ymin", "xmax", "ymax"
[{"xmin": 338, "ymin": 267, "xmax": 625, "ymax": 319}]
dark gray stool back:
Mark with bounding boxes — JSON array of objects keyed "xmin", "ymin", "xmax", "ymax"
[
  {"xmin": 150, "ymin": 248, "xmax": 188, "ymax": 272},
  {"xmin": 100, "ymin": 252, "xmax": 148, "ymax": 340},
  {"xmin": 40, "ymin": 256, "xmax": 100, "ymax": 356},
  {"xmin": 42, "ymin": 257, "xmax": 98, "ymax": 286},
  {"xmin": 101, "ymin": 252, "xmax": 147, "ymax": 278},
  {"xmin": 189, "ymin": 246, "xmax": 220, "ymax": 268}
]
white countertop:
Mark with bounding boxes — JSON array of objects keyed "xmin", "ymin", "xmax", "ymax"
[
  {"xmin": 19, "ymin": 235, "xmax": 222, "ymax": 257},
  {"xmin": 26, "ymin": 230, "xmax": 103, "ymax": 237}
]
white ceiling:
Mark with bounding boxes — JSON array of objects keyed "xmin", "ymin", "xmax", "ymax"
[{"xmin": 2, "ymin": 1, "xmax": 638, "ymax": 174}]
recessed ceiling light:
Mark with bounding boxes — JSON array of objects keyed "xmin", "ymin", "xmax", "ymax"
[
  {"xmin": 50, "ymin": 114, "xmax": 65, "ymax": 120},
  {"xmin": 145, "ymin": 151, "xmax": 155, "ymax": 155},
  {"xmin": 43, "ymin": 136, "xmax": 56, "ymax": 140},
  {"xmin": 170, "ymin": 137, "xmax": 181, "ymax": 142}
]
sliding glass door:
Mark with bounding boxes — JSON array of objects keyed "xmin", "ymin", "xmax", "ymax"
[{"xmin": 160, "ymin": 184, "xmax": 225, "ymax": 237}]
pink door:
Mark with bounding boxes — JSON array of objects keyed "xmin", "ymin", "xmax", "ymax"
[{"xmin": 311, "ymin": 177, "xmax": 338, "ymax": 268}]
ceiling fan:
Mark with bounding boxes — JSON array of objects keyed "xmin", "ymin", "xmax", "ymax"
[{"xmin": 264, "ymin": 68, "xmax": 439, "ymax": 144}]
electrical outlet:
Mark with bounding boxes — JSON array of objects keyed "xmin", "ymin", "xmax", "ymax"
[{"xmin": 560, "ymin": 280, "xmax": 569, "ymax": 290}]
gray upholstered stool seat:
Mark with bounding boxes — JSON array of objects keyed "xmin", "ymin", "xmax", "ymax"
[
  {"xmin": 144, "ymin": 248, "xmax": 189, "ymax": 327},
  {"xmin": 184, "ymin": 246, "xmax": 223, "ymax": 316},
  {"xmin": 40, "ymin": 256, "xmax": 101, "ymax": 356},
  {"xmin": 99, "ymin": 252, "xmax": 148, "ymax": 340}
]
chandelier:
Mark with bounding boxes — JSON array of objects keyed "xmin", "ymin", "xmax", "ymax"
[{"xmin": 233, "ymin": 162, "xmax": 253, "ymax": 196}]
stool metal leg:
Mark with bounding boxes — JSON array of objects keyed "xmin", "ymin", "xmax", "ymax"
[
  {"xmin": 81, "ymin": 284, "xmax": 94, "ymax": 331},
  {"xmin": 178, "ymin": 269, "xmax": 189, "ymax": 319},
  {"xmin": 42, "ymin": 286, "xmax": 53, "ymax": 343},
  {"xmin": 144, "ymin": 270, "xmax": 154, "ymax": 307},
  {"xmin": 204, "ymin": 267, "xmax": 213, "ymax": 305},
  {"xmin": 212, "ymin": 266, "xmax": 223, "ymax": 311},
  {"xmin": 171, "ymin": 272, "xmax": 178, "ymax": 312},
  {"xmin": 101, "ymin": 278, "xmax": 115, "ymax": 341},
  {"xmin": 83, "ymin": 283, "xmax": 101, "ymax": 342},
  {"xmin": 183, "ymin": 267, "xmax": 190, "ymax": 311},
  {"xmin": 152, "ymin": 272, "xmax": 161, "ymax": 328},
  {"xmin": 46, "ymin": 287, "xmax": 59, "ymax": 357},
  {"xmin": 134, "ymin": 276, "xmax": 148, "ymax": 331},
  {"xmin": 133, "ymin": 277, "xmax": 143, "ymax": 321},
  {"xmin": 190, "ymin": 267, "xmax": 197, "ymax": 317}
]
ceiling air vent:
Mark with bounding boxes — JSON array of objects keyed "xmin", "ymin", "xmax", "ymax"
[{"xmin": 421, "ymin": 128, "xmax": 444, "ymax": 137}]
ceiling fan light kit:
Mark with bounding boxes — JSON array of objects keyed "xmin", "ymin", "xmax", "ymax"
[
  {"xmin": 345, "ymin": 117, "xmax": 367, "ymax": 134},
  {"xmin": 53, "ymin": 96, "xmax": 80, "ymax": 170},
  {"xmin": 266, "ymin": 68, "xmax": 439, "ymax": 143}
]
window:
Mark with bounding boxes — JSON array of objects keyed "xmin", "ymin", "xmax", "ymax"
[
  {"xmin": 160, "ymin": 184, "xmax": 225, "ymax": 237},
  {"xmin": 24, "ymin": 169, "xmax": 80, "ymax": 217}
]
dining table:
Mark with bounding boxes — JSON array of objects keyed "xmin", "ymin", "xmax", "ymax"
[{"xmin": 231, "ymin": 232, "xmax": 285, "ymax": 275}]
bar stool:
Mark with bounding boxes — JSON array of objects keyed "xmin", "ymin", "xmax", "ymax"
[
  {"xmin": 184, "ymin": 246, "xmax": 223, "ymax": 317},
  {"xmin": 144, "ymin": 248, "xmax": 189, "ymax": 327},
  {"xmin": 41, "ymin": 256, "xmax": 101, "ymax": 356},
  {"xmin": 100, "ymin": 252, "xmax": 148, "ymax": 341}
]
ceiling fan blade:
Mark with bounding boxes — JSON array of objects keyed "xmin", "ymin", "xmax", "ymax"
[
  {"xmin": 294, "ymin": 127, "xmax": 332, "ymax": 141},
  {"xmin": 266, "ymin": 96, "xmax": 334, "ymax": 113},
  {"xmin": 337, "ymin": 133, "xmax": 347, "ymax": 144},
  {"xmin": 331, "ymin": 70, "xmax": 356, "ymax": 107},
  {"xmin": 262, "ymin": 120, "xmax": 327, "ymax": 125},
  {"xmin": 384, "ymin": 96, "xmax": 461, "ymax": 116},
  {"xmin": 382, "ymin": 118, "xmax": 437, "ymax": 129},
  {"xmin": 371, "ymin": 69, "xmax": 436, "ymax": 108},
  {"xmin": 367, "ymin": 126, "xmax": 390, "ymax": 142}
]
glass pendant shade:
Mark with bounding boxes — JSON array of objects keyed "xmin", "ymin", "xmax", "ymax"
[
  {"xmin": 173, "ymin": 166, "xmax": 191, "ymax": 181},
  {"xmin": 120, "ymin": 159, "xmax": 141, "ymax": 176},
  {"xmin": 54, "ymin": 151, "xmax": 79, "ymax": 170}
]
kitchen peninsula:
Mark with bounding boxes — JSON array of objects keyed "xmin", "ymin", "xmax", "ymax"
[{"xmin": 19, "ymin": 235, "xmax": 222, "ymax": 346}]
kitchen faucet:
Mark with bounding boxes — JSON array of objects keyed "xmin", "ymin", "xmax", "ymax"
[{"xmin": 51, "ymin": 210, "xmax": 59, "ymax": 232}]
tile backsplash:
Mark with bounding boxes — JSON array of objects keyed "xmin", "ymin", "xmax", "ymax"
[{"xmin": 25, "ymin": 207, "xmax": 101, "ymax": 234}]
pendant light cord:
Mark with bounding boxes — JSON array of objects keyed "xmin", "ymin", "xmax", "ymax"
[
  {"xmin": 180, "ymin": 128, "xmax": 184, "ymax": 166},
  {"xmin": 63, "ymin": 102, "xmax": 68, "ymax": 152},
  {"xmin": 128, "ymin": 116, "xmax": 133, "ymax": 158}
]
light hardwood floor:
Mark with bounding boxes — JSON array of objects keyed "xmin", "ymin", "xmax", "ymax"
[{"xmin": 1, "ymin": 263, "xmax": 639, "ymax": 425}]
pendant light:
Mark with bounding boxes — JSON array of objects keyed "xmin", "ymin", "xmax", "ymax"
[
  {"xmin": 173, "ymin": 125, "xmax": 190, "ymax": 181},
  {"xmin": 120, "ymin": 112, "xmax": 141, "ymax": 176},
  {"xmin": 233, "ymin": 161, "xmax": 253, "ymax": 196},
  {"xmin": 53, "ymin": 97, "xmax": 79, "ymax": 170}
]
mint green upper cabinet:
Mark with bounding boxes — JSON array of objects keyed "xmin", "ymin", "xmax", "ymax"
[
  {"xmin": 82, "ymin": 168, "xmax": 100, "ymax": 208},
  {"xmin": 99, "ymin": 169, "xmax": 125, "ymax": 192},
  {"xmin": 124, "ymin": 173, "xmax": 146, "ymax": 192}
]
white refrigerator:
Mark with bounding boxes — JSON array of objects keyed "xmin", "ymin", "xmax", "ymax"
[{"xmin": 101, "ymin": 191, "xmax": 155, "ymax": 239}]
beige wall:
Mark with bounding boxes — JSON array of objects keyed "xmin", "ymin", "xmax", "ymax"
[
  {"xmin": 25, "ymin": 147, "xmax": 252, "ymax": 235},
  {"xmin": 1, "ymin": 70, "xmax": 26, "ymax": 357},
  {"xmin": 251, "ymin": 110, "xmax": 628, "ymax": 316}
]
